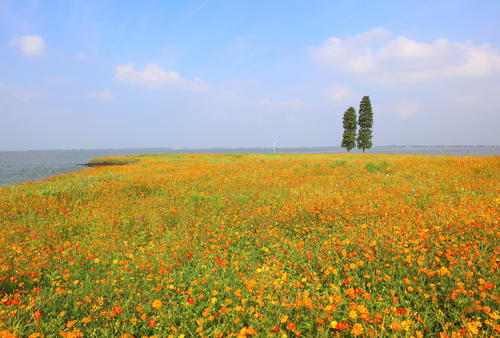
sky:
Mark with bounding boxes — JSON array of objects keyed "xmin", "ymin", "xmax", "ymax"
[{"xmin": 1, "ymin": 0, "xmax": 500, "ymax": 150}]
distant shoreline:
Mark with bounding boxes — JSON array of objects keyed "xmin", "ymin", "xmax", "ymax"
[
  {"xmin": 1, "ymin": 145, "xmax": 499, "ymax": 152},
  {"xmin": 1, "ymin": 146, "xmax": 499, "ymax": 186}
]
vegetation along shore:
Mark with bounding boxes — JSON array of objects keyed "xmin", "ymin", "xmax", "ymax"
[{"xmin": 0, "ymin": 154, "xmax": 498, "ymax": 337}]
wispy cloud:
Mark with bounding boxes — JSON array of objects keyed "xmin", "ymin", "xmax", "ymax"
[
  {"xmin": 75, "ymin": 52, "xmax": 89, "ymax": 62},
  {"xmin": 9, "ymin": 35, "xmax": 46, "ymax": 56},
  {"xmin": 114, "ymin": 62, "xmax": 208, "ymax": 91},
  {"xmin": 0, "ymin": 83, "xmax": 44, "ymax": 103},
  {"xmin": 311, "ymin": 28, "xmax": 500, "ymax": 83},
  {"xmin": 323, "ymin": 85, "xmax": 351, "ymax": 102},
  {"xmin": 87, "ymin": 90, "xmax": 114, "ymax": 100}
]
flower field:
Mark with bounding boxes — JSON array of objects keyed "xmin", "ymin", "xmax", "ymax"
[{"xmin": 0, "ymin": 154, "xmax": 498, "ymax": 337}]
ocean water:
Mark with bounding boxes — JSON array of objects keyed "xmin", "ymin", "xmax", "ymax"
[{"xmin": 0, "ymin": 146, "xmax": 498, "ymax": 186}]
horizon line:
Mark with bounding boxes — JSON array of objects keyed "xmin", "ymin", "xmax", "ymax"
[{"xmin": 1, "ymin": 145, "xmax": 499, "ymax": 152}]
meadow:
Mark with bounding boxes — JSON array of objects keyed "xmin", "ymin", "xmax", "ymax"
[{"xmin": 0, "ymin": 154, "xmax": 498, "ymax": 337}]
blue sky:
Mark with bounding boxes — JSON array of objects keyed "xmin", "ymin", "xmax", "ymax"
[{"xmin": 1, "ymin": 0, "xmax": 499, "ymax": 150}]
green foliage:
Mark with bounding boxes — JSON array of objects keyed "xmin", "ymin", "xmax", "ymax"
[
  {"xmin": 357, "ymin": 96, "xmax": 373, "ymax": 152},
  {"xmin": 365, "ymin": 160, "xmax": 390, "ymax": 173},
  {"xmin": 189, "ymin": 192, "xmax": 208, "ymax": 203},
  {"xmin": 328, "ymin": 159, "xmax": 346, "ymax": 168},
  {"xmin": 237, "ymin": 193, "xmax": 251, "ymax": 205},
  {"xmin": 341, "ymin": 106, "xmax": 357, "ymax": 152}
]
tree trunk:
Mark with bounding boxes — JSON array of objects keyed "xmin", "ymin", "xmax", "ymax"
[{"xmin": 363, "ymin": 148, "xmax": 365, "ymax": 153}]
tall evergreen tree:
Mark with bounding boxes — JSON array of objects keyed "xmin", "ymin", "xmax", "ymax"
[
  {"xmin": 341, "ymin": 106, "xmax": 357, "ymax": 152},
  {"xmin": 357, "ymin": 96, "xmax": 373, "ymax": 153}
]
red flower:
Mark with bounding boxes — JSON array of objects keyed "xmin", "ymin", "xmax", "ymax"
[
  {"xmin": 336, "ymin": 321, "xmax": 349, "ymax": 330},
  {"xmin": 34, "ymin": 310, "xmax": 42, "ymax": 320},
  {"xmin": 112, "ymin": 305, "xmax": 123, "ymax": 315},
  {"xmin": 187, "ymin": 297, "xmax": 195, "ymax": 304},
  {"xmin": 148, "ymin": 319, "xmax": 157, "ymax": 327}
]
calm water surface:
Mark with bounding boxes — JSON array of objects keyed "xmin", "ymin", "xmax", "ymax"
[{"xmin": 0, "ymin": 146, "xmax": 498, "ymax": 186}]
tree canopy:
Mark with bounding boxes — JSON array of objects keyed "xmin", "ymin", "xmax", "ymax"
[
  {"xmin": 341, "ymin": 106, "xmax": 357, "ymax": 152},
  {"xmin": 357, "ymin": 96, "xmax": 373, "ymax": 153}
]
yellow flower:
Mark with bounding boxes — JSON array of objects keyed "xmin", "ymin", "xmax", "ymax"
[
  {"xmin": 466, "ymin": 323, "xmax": 479, "ymax": 335},
  {"xmin": 357, "ymin": 304, "xmax": 368, "ymax": 314},
  {"xmin": 152, "ymin": 299, "xmax": 162, "ymax": 309},
  {"xmin": 280, "ymin": 315, "xmax": 288, "ymax": 323},
  {"xmin": 349, "ymin": 310, "xmax": 358, "ymax": 320}
]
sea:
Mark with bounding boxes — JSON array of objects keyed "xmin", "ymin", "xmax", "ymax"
[{"xmin": 0, "ymin": 146, "xmax": 498, "ymax": 186}]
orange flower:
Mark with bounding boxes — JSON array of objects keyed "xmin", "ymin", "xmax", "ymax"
[
  {"xmin": 391, "ymin": 321, "xmax": 402, "ymax": 331},
  {"xmin": 240, "ymin": 327, "xmax": 257, "ymax": 335},
  {"xmin": 148, "ymin": 319, "xmax": 157, "ymax": 327},
  {"xmin": 286, "ymin": 322, "xmax": 295, "ymax": 330},
  {"xmin": 351, "ymin": 323, "xmax": 364, "ymax": 336},
  {"xmin": 66, "ymin": 320, "xmax": 77, "ymax": 328},
  {"xmin": 81, "ymin": 317, "xmax": 92, "ymax": 324},
  {"xmin": 152, "ymin": 299, "xmax": 162, "ymax": 309}
]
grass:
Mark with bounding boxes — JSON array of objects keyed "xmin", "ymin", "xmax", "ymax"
[
  {"xmin": 0, "ymin": 154, "xmax": 498, "ymax": 337},
  {"xmin": 87, "ymin": 155, "xmax": 143, "ymax": 165}
]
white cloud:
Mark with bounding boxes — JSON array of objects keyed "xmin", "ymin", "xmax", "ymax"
[
  {"xmin": 12, "ymin": 89, "xmax": 41, "ymax": 103},
  {"xmin": 258, "ymin": 97, "xmax": 307, "ymax": 110},
  {"xmin": 87, "ymin": 90, "xmax": 114, "ymax": 100},
  {"xmin": 0, "ymin": 83, "xmax": 44, "ymax": 103},
  {"xmin": 114, "ymin": 62, "xmax": 207, "ymax": 91},
  {"xmin": 9, "ymin": 35, "xmax": 45, "ymax": 56},
  {"xmin": 75, "ymin": 53, "xmax": 89, "ymax": 62},
  {"xmin": 256, "ymin": 97, "xmax": 318, "ymax": 123},
  {"xmin": 353, "ymin": 28, "xmax": 392, "ymax": 45},
  {"xmin": 311, "ymin": 28, "xmax": 500, "ymax": 83},
  {"xmin": 323, "ymin": 85, "xmax": 351, "ymax": 102},
  {"xmin": 395, "ymin": 101, "xmax": 419, "ymax": 118}
]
